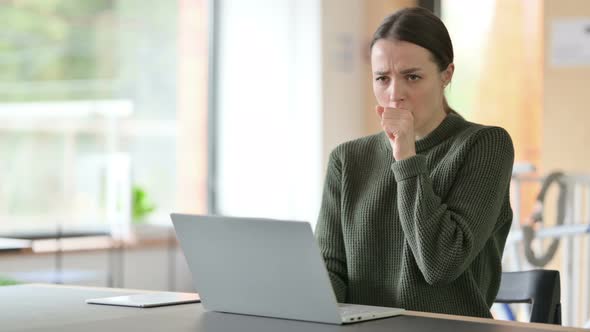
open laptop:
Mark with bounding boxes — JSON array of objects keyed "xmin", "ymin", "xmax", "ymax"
[{"xmin": 170, "ymin": 213, "xmax": 404, "ymax": 324}]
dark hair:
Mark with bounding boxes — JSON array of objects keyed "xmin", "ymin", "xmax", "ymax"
[{"xmin": 370, "ymin": 7, "xmax": 457, "ymax": 115}]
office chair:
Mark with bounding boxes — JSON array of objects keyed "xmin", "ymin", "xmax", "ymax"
[{"xmin": 495, "ymin": 269, "xmax": 561, "ymax": 325}]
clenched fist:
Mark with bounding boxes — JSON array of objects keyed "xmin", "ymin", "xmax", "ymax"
[{"xmin": 376, "ymin": 106, "xmax": 416, "ymax": 161}]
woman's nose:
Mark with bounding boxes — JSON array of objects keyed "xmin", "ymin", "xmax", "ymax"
[{"xmin": 388, "ymin": 80, "xmax": 405, "ymax": 103}]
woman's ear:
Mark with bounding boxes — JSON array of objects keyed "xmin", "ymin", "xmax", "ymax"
[{"xmin": 442, "ymin": 63, "xmax": 455, "ymax": 87}]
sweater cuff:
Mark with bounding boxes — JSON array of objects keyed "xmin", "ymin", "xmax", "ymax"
[{"xmin": 391, "ymin": 155, "xmax": 428, "ymax": 182}]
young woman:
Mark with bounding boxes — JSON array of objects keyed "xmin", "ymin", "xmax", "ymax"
[{"xmin": 315, "ymin": 7, "xmax": 514, "ymax": 318}]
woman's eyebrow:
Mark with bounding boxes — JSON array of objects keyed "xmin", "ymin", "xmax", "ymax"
[
  {"xmin": 373, "ymin": 67, "xmax": 422, "ymax": 75},
  {"xmin": 399, "ymin": 67, "xmax": 422, "ymax": 74},
  {"xmin": 373, "ymin": 70, "xmax": 390, "ymax": 75}
]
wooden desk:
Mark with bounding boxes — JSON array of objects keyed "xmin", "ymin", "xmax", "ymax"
[{"xmin": 1, "ymin": 284, "xmax": 585, "ymax": 332}]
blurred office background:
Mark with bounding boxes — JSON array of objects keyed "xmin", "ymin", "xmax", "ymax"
[{"xmin": 0, "ymin": 0, "xmax": 589, "ymax": 328}]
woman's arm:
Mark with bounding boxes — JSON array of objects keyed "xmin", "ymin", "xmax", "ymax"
[
  {"xmin": 315, "ymin": 150, "xmax": 348, "ymax": 302},
  {"xmin": 392, "ymin": 127, "xmax": 514, "ymax": 286}
]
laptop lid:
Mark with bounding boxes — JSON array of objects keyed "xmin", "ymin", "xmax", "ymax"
[{"xmin": 171, "ymin": 213, "xmax": 342, "ymax": 324}]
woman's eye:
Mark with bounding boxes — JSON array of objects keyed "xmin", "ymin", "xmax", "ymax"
[
  {"xmin": 375, "ymin": 76, "xmax": 389, "ymax": 83},
  {"xmin": 407, "ymin": 74, "xmax": 421, "ymax": 81}
]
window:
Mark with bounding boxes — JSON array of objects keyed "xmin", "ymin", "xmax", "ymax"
[{"xmin": 0, "ymin": 0, "xmax": 206, "ymax": 234}]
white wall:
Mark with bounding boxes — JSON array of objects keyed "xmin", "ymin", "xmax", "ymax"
[
  {"xmin": 215, "ymin": 0, "xmax": 322, "ymax": 227},
  {"xmin": 321, "ymin": 0, "xmax": 366, "ymax": 164},
  {"xmin": 215, "ymin": 0, "xmax": 371, "ymax": 229}
]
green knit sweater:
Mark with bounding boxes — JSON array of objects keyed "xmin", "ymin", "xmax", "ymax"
[{"xmin": 315, "ymin": 113, "xmax": 514, "ymax": 318}]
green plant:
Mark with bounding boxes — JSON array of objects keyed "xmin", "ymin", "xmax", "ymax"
[
  {"xmin": 0, "ymin": 277, "xmax": 19, "ymax": 286},
  {"xmin": 132, "ymin": 185, "xmax": 156, "ymax": 224}
]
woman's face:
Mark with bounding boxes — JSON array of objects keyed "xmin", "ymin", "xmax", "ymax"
[{"xmin": 371, "ymin": 39, "xmax": 453, "ymax": 138}]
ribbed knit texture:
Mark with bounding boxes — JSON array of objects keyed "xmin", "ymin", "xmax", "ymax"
[{"xmin": 315, "ymin": 113, "xmax": 514, "ymax": 318}]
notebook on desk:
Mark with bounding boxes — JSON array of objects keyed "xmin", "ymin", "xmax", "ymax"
[
  {"xmin": 86, "ymin": 292, "xmax": 200, "ymax": 308},
  {"xmin": 170, "ymin": 213, "xmax": 404, "ymax": 324}
]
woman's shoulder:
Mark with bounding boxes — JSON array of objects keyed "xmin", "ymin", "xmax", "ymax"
[
  {"xmin": 329, "ymin": 132, "xmax": 386, "ymax": 161},
  {"xmin": 452, "ymin": 119, "xmax": 514, "ymax": 156}
]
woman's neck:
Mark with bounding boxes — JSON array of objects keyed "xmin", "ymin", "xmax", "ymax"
[{"xmin": 415, "ymin": 109, "xmax": 448, "ymax": 140}]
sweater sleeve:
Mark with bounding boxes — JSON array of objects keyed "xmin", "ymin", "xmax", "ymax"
[
  {"xmin": 391, "ymin": 127, "xmax": 514, "ymax": 286},
  {"xmin": 315, "ymin": 149, "xmax": 348, "ymax": 302}
]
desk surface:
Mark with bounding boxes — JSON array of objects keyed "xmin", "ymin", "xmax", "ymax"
[
  {"xmin": 0, "ymin": 237, "xmax": 32, "ymax": 253},
  {"xmin": 0, "ymin": 226, "xmax": 110, "ymax": 240},
  {"xmin": 1, "ymin": 284, "xmax": 585, "ymax": 332}
]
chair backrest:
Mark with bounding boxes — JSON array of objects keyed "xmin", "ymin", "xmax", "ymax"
[{"xmin": 495, "ymin": 269, "xmax": 561, "ymax": 325}]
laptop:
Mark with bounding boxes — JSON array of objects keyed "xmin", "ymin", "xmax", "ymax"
[{"xmin": 170, "ymin": 213, "xmax": 405, "ymax": 324}]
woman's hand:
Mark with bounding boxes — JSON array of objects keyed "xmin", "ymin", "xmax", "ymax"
[{"xmin": 376, "ymin": 105, "xmax": 416, "ymax": 161}]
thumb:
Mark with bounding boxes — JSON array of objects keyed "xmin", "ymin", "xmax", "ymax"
[
  {"xmin": 375, "ymin": 105, "xmax": 395, "ymax": 141},
  {"xmin": 375, "ymin": 105, "xmax": 385, "ymax": 119}
]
